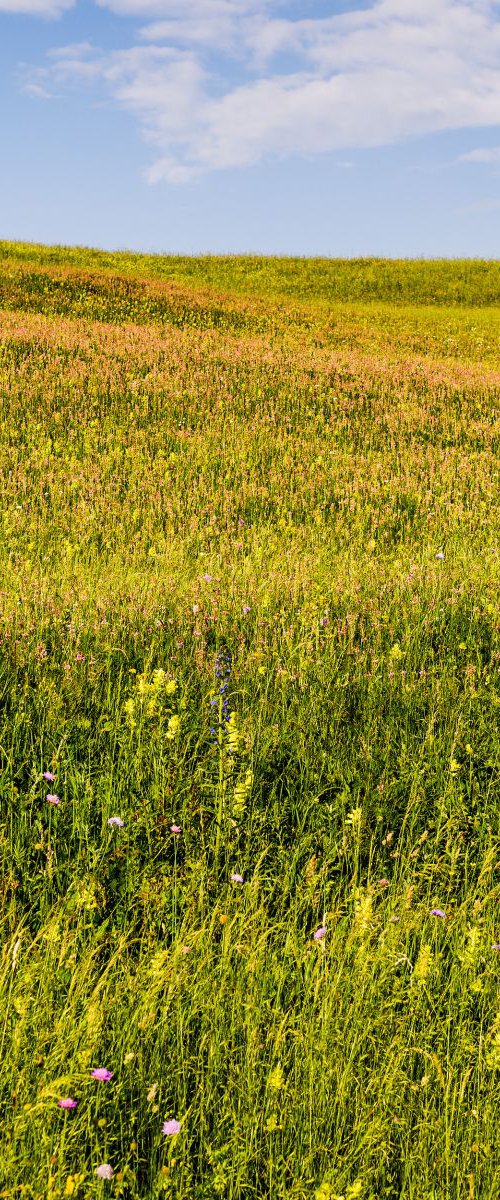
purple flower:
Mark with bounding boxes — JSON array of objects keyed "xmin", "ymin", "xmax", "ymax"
[
  {"xmin": 203, "ymin": 573, "xmax": 213, "ymax": 583},
  {"xmin": 91, "ymin": 1068, "xmax": 113, "ymax": 1082},
  {"xmin": 58, "ymin": 1097, "xmax": 78, "ymax": 1109},
  {"xmin": 43, "ymin": 771, "xmax": 55, "ymax": 782},
  {"xmin": 314, "ymin": 926, "xmax": 327, "ymax": 941},
  {"xmin": 95, "ymin": 1164, "xmax": 114, "ymax": 1180},
  {"xmin": 46, "ymin": 794, "xmax": 60, "ymax": 806},
  {"xmin": 162, "ymin": 1118, "xmax": 181, "ymax": 1136},
  {"xmin": 431, "ymin": 909, "xmax": 446, "ymax": 918},
  {"xmin": 492, "ymin": 944, "xmax": 500, "ymax": 950},
  {"xmin": 436, "ymin": 552, "xmax": 445, "ymax": 561},
  {"xmin": 170, "ymin": 824, "xmax": 181, "ymax": 834},
  {"xmin": 108, "ymin": 816, "xmax": 124, "ymax": 828},
  {"xmin": 242, "ymin": 605, "xmax": 251, "ymax": 615},
  {"xmin": 230, "ymin": 873, "xmax": 244, "ymax": 883}
]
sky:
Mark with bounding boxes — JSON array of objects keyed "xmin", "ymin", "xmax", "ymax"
[{"xmin": 1, "ymin": 0, "xmax": 500, "ymax": 256}]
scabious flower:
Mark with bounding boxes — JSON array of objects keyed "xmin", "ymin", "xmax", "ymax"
[
  {"xmin": 43, "ymin": 771, "xmax": 55, "ymax": 782},
  {"xmin": 170, "ymin": 824, "xmax": 181, "ymax": 834},
  {"xmin": 431, "ymin": 909, "xmax": 446, "ymax": 918},
  {"xmin": 242, "ymin": 605, "xmax": 251, "ymax": 615},
  {"xmin": 58, "ymin": 1097, "xmax": 78, "ymax": 1109},
  {"xmin": 436, "ymin": 551, "xmax": 445, "ymax": 561},
  {"xmin": 492, "ymin": 944, "xmax": 500, "ymax": 951},
  {"xmin": 230, "ymin": 872, "xmax": 244, "ymax": 883},
  {"xmin": 95, "ymin": 1164, "xmax": 114, "ymax": 1180},
  {"xmin": 314, "ymin": 926, "xmax": 327, "ymax": 941},
  {"xmin": 46, "ymin": 794, "xmax": 60, "ymax": 806},
  {"xmin": 162, "ymin": 1118, "xmax": 181, "ymax": 1136},
  {"xmin": 91, "ymin": 1068, "xmax": 113, "ymax": 1082},
  {"xmin": 108, "ymin": 816, "xmax": 124, "ymax": 828}
]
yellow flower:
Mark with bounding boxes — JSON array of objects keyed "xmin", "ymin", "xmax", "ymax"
[{"xmin": 166, "ymin": 714, "xmax": 180, "ymax": 740}]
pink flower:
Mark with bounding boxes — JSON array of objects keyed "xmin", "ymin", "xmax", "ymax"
[
  {"xmin": 313, "ymin": 926, "xmax": 327, "ymax": 941},
  {"xmin": 91, "ymin": 1068, "xmax": 113, "ymax": 1082},
  {"xmin": 58, "ymin": 1097, "xmax": 78, "ymax": 1109},
  {"xmin": 43, "ymin": 771, "xmax": 55, "ymax": 782},
  {"xmin": 182, "ymin": 945, "xmax": 191, "ymax": 954},
  {"xmin": 170, "ymin": 824, "xmax": 181, "ymax": 834},
  {"xmin": 162, "ymin": 1118, "xmax": 181, "ymax": 1136},
  {"xmin": 108, "ymin": 816, "xmax": 124, "ymax": 828},
  {"xmin": 431, "ymin": 909, "xmax": 446, "ymax": 919},
  {"xmin": 95, "ymin": 1164, "xmax": 114, "ymax": 1180},
  {"xmin": 230, "ymin": 873, "xmax": 244, "ymax": 883},
  {"xmin": 46, "ymin": 794, "xmax": 60, "ymax": 806},
  {"xmin": 378, "ymin": 878, "xmax": 390, "ymax": 888}
]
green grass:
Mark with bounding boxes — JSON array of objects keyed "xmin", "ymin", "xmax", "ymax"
[{"xmin": 0, "ymin": 244, "xmax": 499, "ymax": 1199}]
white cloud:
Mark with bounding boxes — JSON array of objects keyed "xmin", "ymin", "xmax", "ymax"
[
  {"xmin": 0, "ymin": 0, "xmax": 73, "ymax": 14},
  {"xmin": 25, "ymin": 0, "xmax": 500, "ymax": 182},
  {"xmin": 458, "ymin": 146, "xmax": 500, "ymax": 162}
]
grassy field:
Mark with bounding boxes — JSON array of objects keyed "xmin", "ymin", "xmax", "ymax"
[{"xmin": 0, "ymin": 243, "xmax": 499, "ymax": 1200}]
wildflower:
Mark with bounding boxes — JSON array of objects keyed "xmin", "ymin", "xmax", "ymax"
[
  {"xmin": 436, "ymin": 551, "xmax": 445, "ymax": 560},
  {"xmin": 378, "ymin": 878, "xmax": 390, "ymax": 888},
  {"xmin": 58, "ymin": 1097, "xmax": 78, "ymax": 1109},
  {"xmin": 46, "ymin": 794, "xmax": 60, "ymax": 806},
  {"xmin": 91, "ymin": 1068, "xmax": 113, "ymax": 1081},
  {"xmin": 182, "ymin": 945, "xmax": 191, "ymax": 954},
  {"xmin": 170, "ymin": 824, "xmax": 181, "ymax": 834},
  {"xmin": 162, "ymin": 1118, "xmax": 181, "ymax": 1136},
  {"xmin": 492, "ymin": 944, "xmax": 500, "ymax": 951},
  {"xmin": 242, "ymin": 605, "xmax": 251, "ymax": 614},
  {"xmin": 314, "ymin": 926, "xmax": 327, "ymax": 941},
  {"xmin": 230, "ymin": 873, "xmax": 244, "ymax": 883},
  {"xmin": 166, "ymin": 714, "xmax": 180, "ymax": 740},
  {"xmin": 431, "ymin": 909, "xmax": 446, "ymax": 918},
  {"xmin": 95, "ymin": 1164, "xmax": 114, "ymax": 1180},
  {"xmin": 43, "ymin": 771, "xmax": 55, "ymax": 781},
  {"xmin": 108, "ymin": 816, "xmax": 124, "ymax": 828},
  {"xmin": 203, "ymin": 573, "xmax": 213, "ymax": 582}
]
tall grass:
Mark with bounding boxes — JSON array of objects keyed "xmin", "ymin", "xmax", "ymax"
[{"xmin": 0, "ymin": 246, "xmax": 499, "ymax": 1199}]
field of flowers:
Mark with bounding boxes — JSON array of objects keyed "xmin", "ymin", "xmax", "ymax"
[{"xmin": 0, "ymin": 243, "xmax": 499, "ymax": 1200}]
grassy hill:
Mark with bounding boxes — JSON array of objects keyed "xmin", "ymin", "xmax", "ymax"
[{"xmin": 0, "ymin": 244, "xmax": 499, "ymax": 1199}]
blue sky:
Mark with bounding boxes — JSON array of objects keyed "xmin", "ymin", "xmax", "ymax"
[{"xmin": 1, "ymin": 0, "xmax": 500, "ymax": 255}]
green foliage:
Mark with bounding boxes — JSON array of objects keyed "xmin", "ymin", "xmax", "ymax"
[{"xmin": 0, "ymin": 245, "xmax": 499, "ymax": 1197}]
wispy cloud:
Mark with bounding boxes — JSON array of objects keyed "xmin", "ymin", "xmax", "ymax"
[
  {"xmin": 457, "ymin": 146, "xmax": 500, "ymax": 164},
  {"xmin": 23, "ymin": 0, "xmax": 500, "ymax": 182},
  {"xmin": 1, "ymin": 0, "xmax": 73, "ymax": 14}
]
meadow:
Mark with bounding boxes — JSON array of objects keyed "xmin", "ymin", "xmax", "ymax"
[{"xmin": 0, "ymin": 243, "xmax": 499, "ymax": 1200}]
